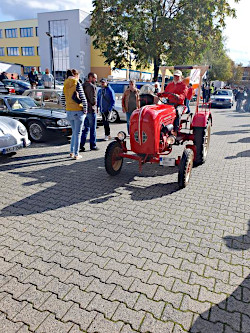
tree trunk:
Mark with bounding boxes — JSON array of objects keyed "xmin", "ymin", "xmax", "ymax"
[{"xmin": 153, "ymin": 57, "xmax": 160, "ymax": 82}]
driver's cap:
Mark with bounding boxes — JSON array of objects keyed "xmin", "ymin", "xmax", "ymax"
[{"xmin": 173, "ymin": 70, "xmax": 182, "ymax": 77}]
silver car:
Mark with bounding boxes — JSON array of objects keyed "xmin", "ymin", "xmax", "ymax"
[
  {"xmin": 210, "ymin": 89, "xmax": 234, "ymax": 108},
  {"xmin": 0, "ymin": 116, "xmax": 30, "ymax": 156}
]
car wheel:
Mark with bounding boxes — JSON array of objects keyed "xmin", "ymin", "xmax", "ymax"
[
  {"xmin": 105, "ymin": 141, "xmax": 123, "ymax": 176},
  {"xmin": 109, "ymin": 110, "xmax": 120, "ymax": 123},
  {"xmin": 193, "ymin": 119, "xmax": 211, "ymax": 166},
  {"xmin": 178, "ymin": 148, "xmax": 194, "ymax": 189},
  {"xmin": 28, "ymin": 121, "xmax": 46, "ymax": 142}
]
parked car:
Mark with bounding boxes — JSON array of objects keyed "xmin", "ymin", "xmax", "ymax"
[
  {"xmin": 2, "ymin": 79, "xmax": 31, "ymax": 95},
  {"xmin": 0, "ymin": 95, "xmax": 71, "ymax": 142},
  {"xmin": 210, "ymin": 89, "xmax": 234, "ymax": 108},
  {"xmin": 23, "ymin": 88, "xmax": 63, "ymax": 110},
  {"xmin": 0, "ymin": 116, "xmax": 30, "ymax": 156},
  {"xmin": 0, "ymin": 81, "xmax": 14, "ymax": 94}
]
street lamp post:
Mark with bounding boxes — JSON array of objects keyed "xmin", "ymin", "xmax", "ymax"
[{"xmin": 46, "ymin": 32, "xmax": 64, "ymax": 89}]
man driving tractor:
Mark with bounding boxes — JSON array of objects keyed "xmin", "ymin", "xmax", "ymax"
[{"xmin": 158, "ymin": 70, "xmax": 187, "ymax": 136}]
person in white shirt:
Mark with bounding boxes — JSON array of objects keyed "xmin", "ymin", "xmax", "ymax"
[{"xmin": 41, "ymin": 68, "xmax": 54, "ymax": 89}]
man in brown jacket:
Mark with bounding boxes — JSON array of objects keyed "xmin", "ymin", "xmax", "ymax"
[
  {"xmin": 122, "ymin": 80, "xmax": 140, "ymax": 135},
  {"xmin": 80, "ymin": 72, "xmax": 99, "ymax": 151}
]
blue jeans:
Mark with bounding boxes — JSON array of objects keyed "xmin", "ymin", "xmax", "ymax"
[
  {"xmin": 186, "ymin": 99, "xmax": 190, "ymax": 113},
  {"xmin": 66, "ymin": 111, "xmax": 85, "ymax": 156},
  {"xmin": 80, "ymin": 112, "xmax": 97, "ymax": 148},
  {"xmin": 126, "ymin": 112, "xmax": 132, "ymax": 135}
]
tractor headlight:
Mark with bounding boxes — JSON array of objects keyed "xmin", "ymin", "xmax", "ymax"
[
  {"xmin": 18, "ymin": 124, "xmax": 27, "ymax": 136},
  {"xmin": 117, "ymin": 131, "xmax": 126, "ymax": 141},
  {"xmin": 166, "ymin": 135, "xmax": 176, "ymax": 145},
  {"xmin": 57, "ymin": 119, "xmax": 70, "ymax": 126}
]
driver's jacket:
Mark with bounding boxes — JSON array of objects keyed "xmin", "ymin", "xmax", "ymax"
[{"xmin": 162, "ymin": 81, "xmax": 187, "ymax": 105}]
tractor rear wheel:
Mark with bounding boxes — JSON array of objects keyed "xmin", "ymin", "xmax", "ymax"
[
  {"xmin": 178, "ymin": 148, "xmax": 194, "ymax": 189},
  {"xmin": 105, "ymin": 141, "xmax": 123, "ymax": 176},
  {"xmin": 193, "ymin": 119, "xmax": 211, "ymax": 166}
]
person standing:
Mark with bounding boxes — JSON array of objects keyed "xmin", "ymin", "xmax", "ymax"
[
  {"xmin": 41, "ymin": 68, "xmax": 54, "ymax": 88},
  {"xmin": 235, "ymin": 87, "xmax": 245, "ymax": 111},
  {"xmin": 80, "ymin": 72, "xmax": 99, "ymax": 151},
  {"xmin": 61, "ymin": 69, "xmax": 88, "ymax": 159},
  {"xmin": 122, "ymin": 80, "xmax": 140, "ymax": 135},
  {"xmin": 97, "ymin": 78, "xmax": 115, "ymax": 141},
  {"xmin": 185, "ymin": 83, "xmax": 193, "ymax": 114},
  {"xmin": 28, "ymin": 67, "xmax": 38, "ymax": 88},
  {"xmin": 0, "ymin": 72, "xmax": 8, "ymax": 81}
]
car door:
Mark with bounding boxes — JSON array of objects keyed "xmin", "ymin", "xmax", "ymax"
[{"xmin": 0, "ymin": 98, "xmax": 9, "ymax": 116}]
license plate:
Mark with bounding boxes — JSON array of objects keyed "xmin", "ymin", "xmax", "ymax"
[
  {"xmin": 160, "ymin": 157, "xmax": 176, "ymax": 166},
  {"xmin": 2, "ymin": 143, "xmax": 23, "ymax": 154}
]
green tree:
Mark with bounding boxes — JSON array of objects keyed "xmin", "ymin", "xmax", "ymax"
[
  {"xmin": 228, "ymin": 62, "xmax": 243, "ymax": 85},
  {"xmin": 87, "ymin": 0, "xmax": 239, "ymax": 80}
]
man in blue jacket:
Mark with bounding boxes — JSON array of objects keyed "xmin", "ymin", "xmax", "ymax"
[{"xmin": 97, "ymin": 78, "xmax": 115, "ymax": 140}]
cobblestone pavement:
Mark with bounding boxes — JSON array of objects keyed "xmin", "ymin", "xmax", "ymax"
[{"xmin": 0, "ymin": 105, "xmax": 249, "ymax": 333}]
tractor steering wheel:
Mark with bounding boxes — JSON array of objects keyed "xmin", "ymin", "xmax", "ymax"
[{"xmin": 162, "ymin": 92, "xmax": 180, "ymax": 102}]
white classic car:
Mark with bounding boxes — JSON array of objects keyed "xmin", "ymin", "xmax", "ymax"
[
  {"xmin": 210, "ymin": 89, "xmax": 234, "ymax": 108},
  {"xmin": 0, "ymin": 116, "xmax": 31, "ymax": 156}
]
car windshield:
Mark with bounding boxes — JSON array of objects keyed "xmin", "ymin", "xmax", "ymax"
[
  {"xmin": 7, "ymin": 97, "xmax": 37, "ymax": 110},
  {"xmin": 214, "ymin": 90, "xmax": 231, "ymax": 96}
]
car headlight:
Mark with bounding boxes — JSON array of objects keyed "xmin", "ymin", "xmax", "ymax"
[
  {"xmin": 117, "ymin": 131, "xmax": 126, "ymax": 141},
  {"xmin": 18, "ymin": 124, "xmax": 27, "ymax": 136},
  {"xmin": 57, "ymin": 119, "xmax": 70, "ymax": 126}
]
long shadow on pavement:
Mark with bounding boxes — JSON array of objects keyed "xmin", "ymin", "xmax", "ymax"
[
  {"xmin": 0, "ymin": 156, "xmax": 179, "ymax": 217},
  {"xmin": 189, "ymin": 221, "xmax": 250, "ymax": 333}
]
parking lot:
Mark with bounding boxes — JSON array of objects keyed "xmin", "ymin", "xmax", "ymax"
[{"xmin": 0, "ymin": 106, "xmax": 249, "ymax": 332}]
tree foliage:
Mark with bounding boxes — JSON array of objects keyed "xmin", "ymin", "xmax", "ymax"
[{"xmin": 87, "ymin": 0, "xmax": 239, "ymax": 79}]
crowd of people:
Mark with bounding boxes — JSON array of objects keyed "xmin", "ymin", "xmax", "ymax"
[{"xmin": 1, "ymin": 66, "xmax": 249, "ymax": 158}]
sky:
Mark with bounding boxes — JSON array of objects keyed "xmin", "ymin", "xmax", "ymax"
[{"xmin": 0, "ymin": 0, "xmax": 249, "ymax": 66}]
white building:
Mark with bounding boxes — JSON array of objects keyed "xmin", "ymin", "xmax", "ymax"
[{"xmin": 38, "ymin": 9, "xmax": 91, "ymax": 80}]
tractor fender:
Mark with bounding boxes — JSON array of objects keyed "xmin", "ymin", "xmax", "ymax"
[{"xmin": 191, "ymin": 111, "xmax": 212, "ymax": 128}]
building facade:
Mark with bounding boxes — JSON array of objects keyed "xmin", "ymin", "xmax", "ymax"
[
  {"xmin": 0, "ymin": 19, "xmax": 40, "ymax": 74},
  {"xmin": 0, "ymin": 9, "xmax": 154, "ymax": 81}
]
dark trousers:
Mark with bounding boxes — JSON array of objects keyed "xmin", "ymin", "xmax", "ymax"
[
  {"xmin": 81, "ymin": 112, "xmax": 97, "ymax": 148},
  {"xmin": 101, "ymin": 111, "xmax": 110, "ymax": 136}
]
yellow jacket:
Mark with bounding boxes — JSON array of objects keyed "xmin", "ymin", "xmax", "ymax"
[{"xmin": 63, "ymin": 78, "xmax": 83, "ymax": 111}]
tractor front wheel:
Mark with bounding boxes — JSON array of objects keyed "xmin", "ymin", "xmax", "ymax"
[
  {"xmin": 178, "ymin": 148, "xmax": 194, "ymax": 189},
  {"xmin": 193, "ymin": 119, "xmax": 211, "ymax": 166},
  {"xmin": 105, "ymin": 141, "xmax": 123, "ymax": 176}
]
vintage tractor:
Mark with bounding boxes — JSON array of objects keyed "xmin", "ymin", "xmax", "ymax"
[{"xmin": 104, "ymin": 66, "xmax": 212, "ymax": 188}]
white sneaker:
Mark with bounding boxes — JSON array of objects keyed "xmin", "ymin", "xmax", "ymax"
[
  {"xmin": 74, "ymin": 155, "xmax": 83, "ymax": 160},
  {"xmin": 104, "ymin": 136, "xmax": 109, "ymax": 141}
]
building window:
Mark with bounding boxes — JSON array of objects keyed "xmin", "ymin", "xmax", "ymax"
[
  {"xmin": 5, "ymin": 28, "xmax": 18, "ymax": 38},
  {"xmin": 0, "ymin": 47, "xmax": 4, "ymax": 56},
  {"xmin": 37, "ymin": 46, "xmax": 40, "ymax": 56},
  {"xmin": 22, "ymin": 47, "xmax": 35, "ymax": 56},
  {"xmin": 23, "ymin": 66, "xmax": 32, "ymax": 74},
  {"xmin": 7, "ymin": 47, "xmax": 19, "ymax": 56},
  {"xmin": 0, "ymin": 30, "xmax": 2, "ymax": 38},
  {"xmin": 20, "ymin": 27, "xmax": 33, "ymax": 37},
  {"xmin": 48, "ymin": 19, "xmax": 69, "ymax": 80},
  {"xmin": 35, "ymin": 27, "xmax": 38, "ymax": 36}
]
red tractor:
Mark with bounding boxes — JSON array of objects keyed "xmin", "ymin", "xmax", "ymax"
[{"xmin": 105, "ymin": 66, "xmax": 212, "ymax": 188}]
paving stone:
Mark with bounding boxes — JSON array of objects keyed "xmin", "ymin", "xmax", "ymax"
[
  {"xmin": 134, "ymin": 294, "xmax": 165, "ymax": 319},
  {"xmin": 140, "ymin": 313, "xmax": 174, "ymax": 333},
  {"xmin": 13, "ymin": 303, "xmax": 49, "ymax": 331},
  {"xmin": 172, "ymin": 279, "xmax": 200, "ymax": 299},
  {"xmin": 154, "ymin": 286, "xmax": 183, "ymax": 308},
  {"xmin": 62, "ymin": 304, "xmax": 97, "ymax": 331},
  {"xmin": 189, "ymin": 315, "xmax": 224, "ymax": 333},
  {"xmin": 0, "ymin": 294, "xmax": 27, "ymax": 320},
  {"xmin": 161, "ymin": 303, "xmax": 194, "ymax": 331},
  {"xmin": 87, "ymin": 293, "xmax": 119, "ymax": 319},
  {"xmin": 109, "ymin": 286, "xmax": 140, "ymax": 308},
  {"xmin": 39, "ymin": 294, "xmax": 73, "ymax": 319},
  {"xmin": 36, "ymin": 313, "xmax": 73, "ymax": 332},
  {"xmin": 64, "ymin": 285, "xmax": 95, "ymax": 308},
  {"xmin": 88, "ymin": 313, "xmax": 124, "ymax": 333},
  {"xmin": 112, "ymin": 303, "xmax": 145, "ymax": 331},
  {"xmin": 129, "ymin": 279, "xmax": 158, "ymax": 299},
  {"xmin": 18, "ymin": 285, "xmax": 51, "ymax": 308},
  {"xmin": 0, "ymin": 312, "xmax": 24, "ymax": 332}
]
